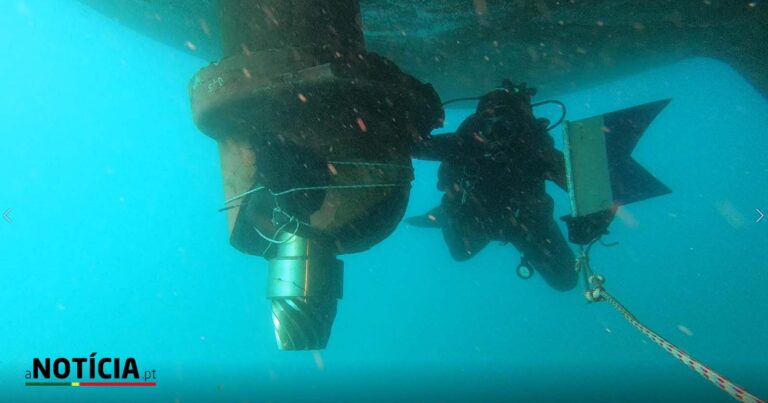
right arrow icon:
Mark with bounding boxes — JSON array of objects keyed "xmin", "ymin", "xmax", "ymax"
[{"xmin": 757, "ymin": 209, "xmax": 765, "ymax": 223}]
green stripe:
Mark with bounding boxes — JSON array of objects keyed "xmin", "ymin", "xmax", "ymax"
[{"xmin": 25, "ymin": 382, "xmax": 71, "ymax": 386}]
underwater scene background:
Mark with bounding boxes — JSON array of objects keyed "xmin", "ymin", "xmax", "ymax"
[{"xmin": 0, "ymin": 1, "xmax": 767, "ymax": 402}]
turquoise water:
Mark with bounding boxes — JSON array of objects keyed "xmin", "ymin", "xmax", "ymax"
[{"xmin": 1, "ymin": 2, "xmax": 766, "ymax": 402}]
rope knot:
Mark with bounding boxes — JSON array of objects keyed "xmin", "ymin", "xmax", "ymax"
[
  {"xmin": 589, "ymin": 274, "xmax": 605, "ymax": 287},
  {"xmin": 584, "ymin": 287, "xmax": 605, "ymax": 303}
]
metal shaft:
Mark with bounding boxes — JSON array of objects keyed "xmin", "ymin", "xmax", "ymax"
[{"xmin": 267, "ymin": 235, "xmax": 343, "ymax": 350}]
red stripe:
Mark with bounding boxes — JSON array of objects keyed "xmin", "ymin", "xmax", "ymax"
[{"xmin": 79, "ymin": 382, "xmax": 156, "ymax": 387}]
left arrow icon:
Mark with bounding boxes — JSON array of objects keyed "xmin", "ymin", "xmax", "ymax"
[
  {"xmin": 3, "ymin": 208, "xmax": 11, "ymax": 223},
  {"xmin": 757, "ymin": 209, "xmax": 765, "ymax": 223}
]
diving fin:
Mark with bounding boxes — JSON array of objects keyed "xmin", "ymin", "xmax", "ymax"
[{"xmin": 404, "ymin": 206, "xmax": 444, "ymax": 228}]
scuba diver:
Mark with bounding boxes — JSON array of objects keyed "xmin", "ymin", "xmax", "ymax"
[{"xmin": 408, "ymin": 80, "xmax": 578, "ymax": 291}]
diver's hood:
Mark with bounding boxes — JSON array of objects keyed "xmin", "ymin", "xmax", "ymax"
[{"xmin": 458, "ymin": 82, "xmax": 545, "ymax": 146}]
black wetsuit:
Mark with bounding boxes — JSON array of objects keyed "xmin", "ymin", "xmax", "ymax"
[{"xmin": 413, "ymin": 88, "xmax": 577, "ymax": 291}]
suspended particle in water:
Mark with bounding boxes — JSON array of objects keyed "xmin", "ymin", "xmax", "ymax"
[
  {"xmin": 312, "ymin": 351, "xmax": 325, "ymax": 371},
  {"xmin": 199, "ymin": 18, "xmax": 211, "ymax": 36},
  {"xmin": 356, "ymin": 117, "xmax": 367, "ymax": 133},
  {"xmin": 677, "ymin": 325, "xmax": 694, "ymax": 336}
]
